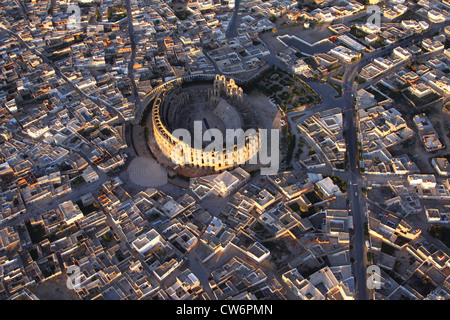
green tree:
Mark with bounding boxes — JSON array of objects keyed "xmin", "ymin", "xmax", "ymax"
[
  {"xmin": 106, "ymin": 7, "xmax": 112, "ymax": 20},
  {"xmin": 361, "ymin": 187, "xmax": 367, "ymax": 195},
  {"xmin": 95, "ymin": 8, "xmax": 101, "ymax": 22},
  {"xmin": 102, "ymin": 233, "xmax": 113, "ymax": 243},
  {"xmin": 300, "ymin": 203, "xmax": 308, "ymax": 212},
  {"xmin": 429, "ymin": 225, "xmax": 442, "ymax": 239}
]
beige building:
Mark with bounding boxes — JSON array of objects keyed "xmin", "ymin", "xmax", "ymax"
[
  {"xmin": 432, "ymin": 158, "xmax": 450, "ymax": 176},
  {"xmin": 59, "ymin": 200, "xmax": 84, "ymax": 225},
  {"xmin": 316, "ymin": 177, "xmax": 341, "ymax": 198}
]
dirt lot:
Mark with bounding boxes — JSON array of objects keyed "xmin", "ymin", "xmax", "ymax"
[{"xmin": 33, "ymin": 274, "xmax": 80, "ymax": 300}]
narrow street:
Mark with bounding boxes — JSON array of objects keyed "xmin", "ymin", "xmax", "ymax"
[{"xmin": 124, "ymin": 0, "xmax": 139, "ymax": 105}]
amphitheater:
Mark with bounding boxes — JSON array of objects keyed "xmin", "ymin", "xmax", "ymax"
[{"xmin": 144, "ymin": 74, "xmax": 263, "ymax": 177}]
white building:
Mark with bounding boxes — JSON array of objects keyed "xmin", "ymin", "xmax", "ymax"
[
  {"xmin": 361, "ymin": 23, "xmax": 381, "ymax": 34},
  {"xmin": 428, "ymin": 10, "xmax": 445, "ymax": 23},
  {"xmin": 5, "ymin": 100, "xmax": 17, "ymax": 113},
  {"xmin": 329, "ymin": 46, "xmax": 360, "ymax": 62},
  {"xmin": 81, "ymin": 166, "xmax": 99, "ymax": 183},
  {"xmin": 426, "ymin": 208, "xmax": 442, "ymax": 223},
  {"xmin": 212, "ymin": 171, "xmax": 239, "ymax": 197},
  {"xmin": 393, "ymin": 47, "xmax": 412, "ymax": 60},
  {"xmin": 316, "ymin": 177, "xmax": 341, "ymax": 198},
  {"xmin": 131, "ymin": 229, "xmax": 161, "ymax": 255},
  {"xmin": 409, "ymin": 82, "xmax": 433, "ymax": 98},
  {"xmin": 407, "ymin": 174, "xmax": 437, "ymax": 190},
  {"xmin": 419, "ymin": 21, "xmax": 429, "ymax": 31},
  {"xmin": 432, "ymin": 158, "xmax": 450, "ymax": 176},
  {"xmin": 26, "ymin": 125, "xmax": 50, "ymax": 139},
  {"xmin": 422, "ymin": 38, "xmax": 444, "ymax": 52},
  {"xmin": 205, "ymin": 217, "xmax": 223, "ymax": 236},
  {"xmin": 292, "ymin": 59, "xmax": 310, "ymax": 74},
  {"xmin": 59, "ymin": 200, "xmax": 84, "ymax": 225},
  {"xmin": 337, "ymin": 34, "xmax": 366, "ymax": 52},
  {"xmin": 243, "ymin": 242, "xmax": 270, "ymax": 263},
  {"xmin": 393, "ymin": 4, "xmax": 408, "ymax": 14}
]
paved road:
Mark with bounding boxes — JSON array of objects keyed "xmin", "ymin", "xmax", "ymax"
[
  {"xmin": 263, "ymin": 38, "xmax": 370, "ymax": 298},
  {"xmin": 259, "ymin": 23, "xmax": 371, "ymax": 299},
  {"xmin": 340, "ymin": 62, "xmax": 369, "ymax": 300},
  {"xmin": 337, "ymin": 26, "xmax": 448, "ymax": 296},
  {"xmin": 263, "ymin": 51, "xmax": 368, "ymax": 298},
  {"xmin": 225, "ymin": 0, "xmax": 241, "ymax": 38}
]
